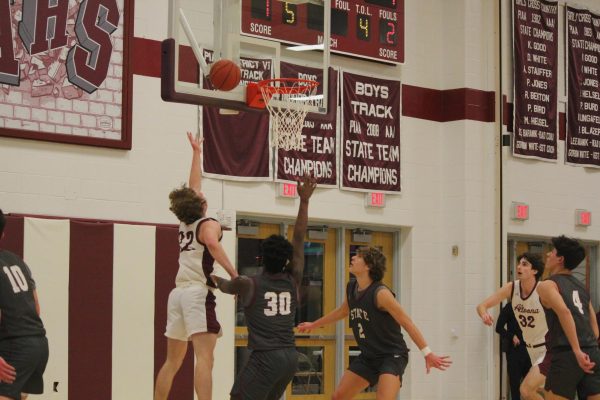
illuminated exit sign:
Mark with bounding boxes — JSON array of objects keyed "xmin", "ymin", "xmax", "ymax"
[
  {"xmin": 511, "ymin": 202, "xmax": 529, "ymax": 221},
  {"xmin": 278, "ymin": 183, "xmax": 298, "ymax": 199},
  {"xmin": 575, "ymin": 209, "xmax": 592, "ymax": 226},
  {"xmin": 365, "ymin": 192, "xmax": 386, "ymax": 208}
]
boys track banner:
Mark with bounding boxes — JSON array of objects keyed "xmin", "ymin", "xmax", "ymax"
[
  {"xmin": 566, "ymin": 6, "xmax": 600, "ymax": 168},
  {"xmin": 513, "ymin": 0, "xmax": 558, "ymax": 161},
  {"xmin": 276, "ymin": 63, "xmax": 339, "ymax": 187},
  {"xmin": 202, "ymin": 52, "xmax": 272, "ymax": 180},
  {"xmin": 341, "ymin": 71, "xmax": 401, "ymax": 193},
  {"xmin": 0, "ymin": 0, "xmax": 133, "ymax": 149}
]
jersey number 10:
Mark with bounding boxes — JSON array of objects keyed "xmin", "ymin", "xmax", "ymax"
[{"xmin": 3, "ymin": 266, "xmax": 29, "ymax": 293}]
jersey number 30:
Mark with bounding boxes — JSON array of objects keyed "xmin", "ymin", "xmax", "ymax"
[
  {"xmin": 3, "ymin": 266, "xmax": 28, "ymax": 293},
  {"xmin": 264, "ymin": 292, "xmax": 292, "ymax": 316}
]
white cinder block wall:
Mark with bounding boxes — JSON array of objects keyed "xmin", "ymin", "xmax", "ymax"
[{"xmin": 1, "ymin": 0, "xmax": 599, "ymax": 399}]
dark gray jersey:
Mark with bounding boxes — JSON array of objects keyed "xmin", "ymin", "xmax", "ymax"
[
  {"xmin": 347, "ymin": 280, "xmax": 408, "ymax": 358},
  {"xmin": 544, "ymin": 274, "xmax": 597, "ymax": 350},
  {"xmin": 0, "ymin": 250, "xmax": 45, "ymax": 339},
  {"xmin": 244, "ymin": 272, "xmax": 297, "ymax": 351}
]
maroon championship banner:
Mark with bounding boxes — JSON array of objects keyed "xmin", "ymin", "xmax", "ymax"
[
  {"xmin": 275, "ymin": 62, "xmax": 338, "ymax": 187},
  {"xmin": 202, "ymin": 52, "xmax": 272, "ymax": 180},
  {"xmin": 341, "ymin": 72, "xmax": 400, "ymax": 193},
  {"xmin": 0, "ymin": 0, "xmax": 133, "ymax": 149},
  {"xmin": 566, "ymin": 7, "xmax": 600, "ymax": 168},
  {"xmin": 513, "ymin": 0, "xmax": 558, "ymax": 160}
]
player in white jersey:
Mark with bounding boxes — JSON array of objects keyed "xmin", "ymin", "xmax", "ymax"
[
  {"xmin": 154, "ymin": 132, "xmax": 238, "ymax": 400},
  {"xmin": 477, "ymin": 253, "xmax": 547, "ymax": 400}
]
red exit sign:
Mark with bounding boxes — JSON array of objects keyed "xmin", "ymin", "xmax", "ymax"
[
  {"xmin": 278, "ymin": 183, "xmax": 298, "ymax": 198},
  {"xmin": 576, "ymin": 209, "xmax": 592, "ymax": 226},
  {"xmin": 366, "ymin": 192, "xmax": 385, "ymax": 208},
  {"xmin": 511, "ymin": 202, "xmax": 529, "ymax": 221}
]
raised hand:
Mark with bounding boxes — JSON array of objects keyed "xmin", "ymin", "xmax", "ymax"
[
  {"xmin": 424, "ymin": 353, "xmax": 452, "ymax": 374},
  {"xmin": 297, "ymin": 175, "xmax": 317, "ymax": 202},
  {"xmin": 187, "ymin": 131, "xmax": 203, "ymax": 153}
]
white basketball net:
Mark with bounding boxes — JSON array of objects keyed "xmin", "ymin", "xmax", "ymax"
[{"xmin": 259, "ymin": 79, "xmax": 319, "ymax": 151}]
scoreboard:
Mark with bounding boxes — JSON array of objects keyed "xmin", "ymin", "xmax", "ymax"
[{"xmin": 241, "ymin": 0, "xmax": 405, "ymax": 64}]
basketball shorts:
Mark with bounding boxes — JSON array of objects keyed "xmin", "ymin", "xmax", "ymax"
[
  {"xmin": 348, "ymin": 352, "xmax": 409, "ymax": 387},
  {"xmin": 525, "ymin": 342, "xmax": 546, "ymax": 366},
  {"xmin": 545, "ymin": 346, "xmax": 600, "ymax": 399},
  {"xmin": 165, "ymin": 284, "xmax": 222, "ymax": 341},
  {"xmin": 0, "ymin": 336, "xmax": 49, "ymax": 399},
  {"xmin": 230, "ymin": 347, "xmax": 298, "ymax": 400}
]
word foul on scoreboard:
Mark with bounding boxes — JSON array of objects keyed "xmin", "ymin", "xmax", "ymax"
[{"xmin": 242, "ymin": 0, "xmax": 405, "ymax": 63}]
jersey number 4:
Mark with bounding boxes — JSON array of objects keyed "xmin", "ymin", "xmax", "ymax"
[
  {"xmin": 3, "ymin": 266, "xmax": 29, "ymax": 293},
  {"xmin": 264, "ymin": 292, "xmax": 292, "ymax": 316}
]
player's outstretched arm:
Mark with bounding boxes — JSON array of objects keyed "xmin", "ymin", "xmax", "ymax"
[
  {"xmin": 290, "ymin": 175, "xmax": 316, "ymax": 284},
  {"xmin": 211, "ymin": 275, "xmax": 253, "ymax": 298},
  {"xmin": 476, "ymin": 282, "xmax": 513, "ymax": 326},
  {"xmin": 537, "ymin": 280, "xmax": 595, "ymax": 373},
  {"xmin": 377, "ymin": 288, "xmax": 452, "ymax": 373},
  {"xmin": 199, "ymin": 220, "xmax": 238, "ymax": 279},
  {"xmin": 0, "ymin": 357, "xmax": 15, "ymax": 384},
  {"xmin": 297, "ymin": 299, "xmax": 349, "ymax": 333},
  {"xmin": 187, "ymin": 131, "xmax": 204, "ymax": 197}
]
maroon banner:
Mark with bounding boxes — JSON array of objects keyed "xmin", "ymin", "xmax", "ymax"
[
  {"xmin": 513, "ymin": 0, "xmax": 558, "ymax": 160},
  {"xmin": 275, "ymin": 63, "xmax": 338, "ymax": 186},
  {"xmin": 202, "ymin": 51, "xmax": 272, "ymax": 180},
  {"xmin": 341, "ymin": 72, "xmax": 400, "ymax": 193},
  {"xmin": 566, "ymin": 7, "xmax": 600, "ymax": 167}
]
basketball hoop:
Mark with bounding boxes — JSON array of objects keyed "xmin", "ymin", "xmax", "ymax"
[{"xmin": 255, "ymin": 78, "xmax": 320, "ymax": 151}]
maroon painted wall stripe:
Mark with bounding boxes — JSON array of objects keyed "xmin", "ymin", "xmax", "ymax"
[
  {"xmin": 132, "ymin": 37, "xmax": 496, "ymax": 123},
  {"xmin": 69, "ymin": 221, "xmax": 113, "ymax": 400},
  {"xmin": 0, "ymin": 215, "xmax": 24, "ymax": 258},
  {"xmin": 154, "ymin": 226, "xmax": 194, "ymax": 400},
  {"xmin": 559, "ymin": 112, "xmax": 566, "ymax": 141}
]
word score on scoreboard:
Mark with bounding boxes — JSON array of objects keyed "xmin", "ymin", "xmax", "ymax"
[{"xmin": 241, "ymin": 0, "xmax": 405, "ymax": 63}]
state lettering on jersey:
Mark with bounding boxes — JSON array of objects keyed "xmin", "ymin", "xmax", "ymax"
[{"xmin": 350, "ymin": 307, "xmax": 370, "ymax": 322}]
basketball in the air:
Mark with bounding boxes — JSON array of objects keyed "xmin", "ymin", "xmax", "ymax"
[{"xmin": 209, "ymin": 59, "xmax": 241, "ymax": 91}]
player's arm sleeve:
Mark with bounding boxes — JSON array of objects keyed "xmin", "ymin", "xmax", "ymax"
[{"xmin": 214, "ymin": 276, "xmax": 253, "ymax": 303}]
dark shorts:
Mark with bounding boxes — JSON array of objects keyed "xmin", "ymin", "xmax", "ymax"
[
  {"xmin": 231, "ymin": 347, "xmax": 298, "ymax": 400},
  {"xmin": 545, "ymin": 346, "xmax": 600, "ymax": 400},
  {"xmin": 0, "ymin": 336, "xmax": 49, "ymax": 399},
  {"xmin": 348, "ymin": 353, "xmax": 409, "ymax": 387}
]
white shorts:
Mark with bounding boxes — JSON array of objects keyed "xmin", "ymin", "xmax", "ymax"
[
  {"xmin": 526, "ymin": 343, "xmax": 547, "ymax": 367},
  {"xmin": 165, "ymin": 285, "xmax": 222, "ymax": 341}
]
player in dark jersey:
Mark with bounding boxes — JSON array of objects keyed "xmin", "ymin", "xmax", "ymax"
[
  {"xmin": 155, "ymin": 132, "xmax": 238, "ymax": 400},
  {"xmin": 212, "ymin": 175, "xmax": 316, "ymax": 400},
  {"xmin": 298, "ymin": 246, "xmax": 451, "ymax": 399},
  {"xmin": 0, "ymin": 209, "xmax": 49, "ymax": 399},
  {"xmin": 537, "ymin": 235, "xmax": 599, "ymax": 400}
]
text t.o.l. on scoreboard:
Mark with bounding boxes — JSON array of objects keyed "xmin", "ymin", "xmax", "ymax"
[{"xmin": 241, "ymin": 0, "xmax": 405, "ymax": 64}]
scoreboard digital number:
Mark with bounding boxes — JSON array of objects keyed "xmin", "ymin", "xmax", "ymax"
[{"xmin": 242, "ymin": 0, "xmax": 405, "ymax": 63}]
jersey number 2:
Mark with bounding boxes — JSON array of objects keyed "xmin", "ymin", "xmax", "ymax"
[
  {"xmin": 264, "ymin": 292, "xmax": 292, "ymax": 316},
  {"xmin": 3, "ymin": 266, "xmax": 28, "ymax": 293}
]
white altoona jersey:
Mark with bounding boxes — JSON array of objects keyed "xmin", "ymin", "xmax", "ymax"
[
  {"xmin": 175, "ymin": 217, "xmax": 218, "ymax": 287},
  {"xmin": 511, "ymin": 280, "xmax": 548, "ymax": 346}
]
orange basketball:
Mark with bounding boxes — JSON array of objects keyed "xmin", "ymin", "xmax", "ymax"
[{"xmin": 209, "ymin": 59, "xmax": 241, "ymax": 91}]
